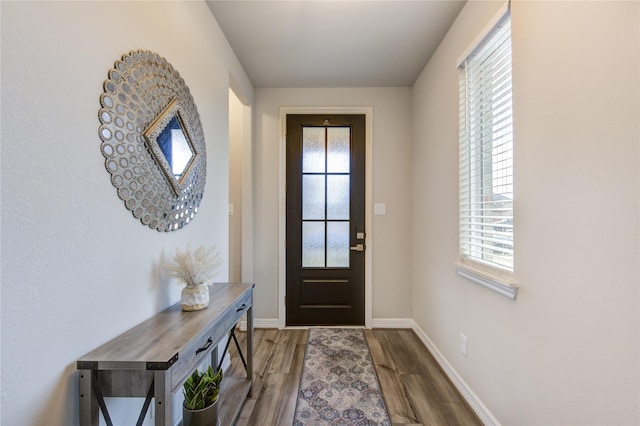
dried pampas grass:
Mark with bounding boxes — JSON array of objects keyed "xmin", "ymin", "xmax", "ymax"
[{"xmin": 165, "ymin": 244, "xmax": 222, "ymax": 287}]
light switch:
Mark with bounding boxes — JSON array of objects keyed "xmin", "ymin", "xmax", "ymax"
[
  {"xmin": 374, "ymin": 203, "xmax": 386, "ymax": 215},
  {"xmin": 229, "ymin": 203, "xmax": 234, "ymax": 216}
]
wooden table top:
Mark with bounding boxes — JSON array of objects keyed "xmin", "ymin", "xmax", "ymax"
[{"xmin": 77, "ymin": 282, "xmax": 254, "ymax": 369}]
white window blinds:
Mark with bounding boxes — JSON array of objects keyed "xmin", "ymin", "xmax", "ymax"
[{"xmin": 459, "ymin": 9, "xmax": 513, "ymax": 272}]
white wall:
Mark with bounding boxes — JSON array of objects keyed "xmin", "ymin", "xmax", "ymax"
[
  {"xmin": 253, "ymin": 88, "xmax": 413, "ymax": 322},
  {"xmin": 411, "ymin": 1, "xmax": 639, "ymax": 424},
  {"xmin": 0, "ymin": 1, "xmax": 252, "ymax": 425}
]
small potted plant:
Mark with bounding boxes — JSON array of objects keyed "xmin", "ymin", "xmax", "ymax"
[
  {"xmin": 182, "ymin": 365, "xmax": 223, "ymax": 426},
  {"xmin": 165, "ymin": 244, "xmax": 222, "ymax": 311}
]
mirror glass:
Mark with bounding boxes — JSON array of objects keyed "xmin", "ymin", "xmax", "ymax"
[
  {"xmin": 156, "ymin": 116, "xmax": 195, "ymax": 183},
  {"xmin": 142, "ymin": 99, "xmax": 198, "ymax": 197}
]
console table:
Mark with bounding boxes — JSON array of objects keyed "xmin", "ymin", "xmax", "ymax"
[{"xmin": 77, "ymin": 282, "xmax": 254, "ymax": 426}]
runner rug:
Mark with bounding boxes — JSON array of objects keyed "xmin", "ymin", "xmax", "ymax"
[{"xmin": 293, "ymin": 328, "xmax": 391, "ymax": 425}]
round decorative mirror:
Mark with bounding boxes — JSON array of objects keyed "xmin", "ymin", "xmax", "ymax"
[{"xmin": 98, "ymin": 50, "xmax": 206, "ymax": 232}]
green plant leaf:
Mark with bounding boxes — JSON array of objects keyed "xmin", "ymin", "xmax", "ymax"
[{"xmin": 183, "ymin": 367, "xmax": 224, "ymax": 410}]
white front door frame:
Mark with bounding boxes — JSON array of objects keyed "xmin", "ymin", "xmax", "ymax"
[{"xmin": 278, "ymin": 106, "xmax": 373, "ymax": 329}]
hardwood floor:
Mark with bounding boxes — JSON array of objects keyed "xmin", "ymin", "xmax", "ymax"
[{"xmin": 226, "ymin": 329, "xmax": 481, "ymax": 425}]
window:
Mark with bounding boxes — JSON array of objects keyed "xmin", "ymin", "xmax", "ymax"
[{"xmin": 459, "ymin": 7, "xmax": 514, "ymax": 278}]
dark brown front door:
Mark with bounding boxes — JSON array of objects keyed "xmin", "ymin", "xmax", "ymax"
[{"xmin": 286, "ymin": 114, "xmax": 366, "ymax": 326}]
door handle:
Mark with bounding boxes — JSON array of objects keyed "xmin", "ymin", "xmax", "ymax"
[{"xmin": 350, "ymin": 244, "xmax": 364, "ymax": 252}]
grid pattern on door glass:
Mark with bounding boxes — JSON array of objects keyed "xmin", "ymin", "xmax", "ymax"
[{"xmin": 301, "ymin": 127, "xmax": 351, "ymax": 268}]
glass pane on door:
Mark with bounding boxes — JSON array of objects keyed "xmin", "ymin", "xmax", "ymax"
[
  {"xmin": 327, "ymin": 175, "xmax": 349, "ymax": 220},
  {"xmin": 301, "ymin": 126, "xmax": 352, "ymax": 268},
  {"xmin": 302, "ymin": 127, "xmax": 326, "ymax": 173},
  {"xmin": 302, "ymin": 222, "xmax": 325, "ymax": 267},
  {"xmin": 327, "ymin": 127, "xmax": 350, "ymax": 173},
  {"xmin": 303, "ymin": 175, "xmax": 325, "ymax": 220},
  {"xmin": 327, "ymin": 221, "xmax": 350, "ymax": 267}
]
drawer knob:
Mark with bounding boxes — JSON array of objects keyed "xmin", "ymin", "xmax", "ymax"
[
  {"xmin": 236, "ymin": 303, "xmax": 247, "ymax": 312},
  {"xmin": 195, "ymin": 337, "xmax": 213, "ymax": 355}
]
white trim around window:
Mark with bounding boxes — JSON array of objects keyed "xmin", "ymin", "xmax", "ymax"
[
  {"xmin": 456, "ymin": 260, "xmax": 518, "ymax": 300},
  {"xmin": 457, "ymin": 1, "xmax": 518, "ymax": 299}
]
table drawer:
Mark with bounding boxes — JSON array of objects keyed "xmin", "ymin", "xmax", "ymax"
[
  {"xmin": 170, "ymin": 319, "xmax": 227, "ymax": 391},
  {"xmin": 226, "ymin": 290, "xmax": 251, "ymax": 329}
]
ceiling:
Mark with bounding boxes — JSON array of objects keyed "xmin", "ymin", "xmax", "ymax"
[{"xmin": 206, "ymin": 1, "xmax": 466, "ymax": 88}]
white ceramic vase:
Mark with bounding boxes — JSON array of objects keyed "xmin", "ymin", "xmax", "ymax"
[{"xmin": 181, "ymin": 285, "xmax": 209, "ymax": 311}]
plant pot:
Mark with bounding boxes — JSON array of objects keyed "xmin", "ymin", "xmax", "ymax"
[
  {"xmin": 181, "ymin": 285, "xmax": 209, "ymax": 311},
  {"xmin": 183, "ymin": 399, "xmax": 219, "ymax": 426}
]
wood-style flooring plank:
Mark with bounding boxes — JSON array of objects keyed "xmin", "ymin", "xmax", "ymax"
[
  {"xmin": 440, "ymin": 402, "xmax": 482, "ymax": 426},
  {"xmin": 247, "ymin": 372, "xmax": 289, "ymax": 425},
  {"xmin": 366, "ymin": 329, "xmax": 419, "ymax": 424},
  {"xmin": 395, "ymin": 330, "xmax": 462, "ymax": 404},
  {"xmin": 230, "ymin": 329, "xmax": 305, "ymax": 426},
  {"xmin": 402, "ymin": 373, "xmax": 450, "ymax": 425},
  {"xmin": 234, "ymin": 398, "xmax": 256, "ymax": 425},
  {"xmin": 374, "ymin": 329, "xmax": 424, "ymax": 376},
  {"xmin": 276, "ymin": 336, "xmax": 307, "ymax": 423},
  {"xmin": 268, "ymin": 329, "xmax": 307, "ymax": 374}
]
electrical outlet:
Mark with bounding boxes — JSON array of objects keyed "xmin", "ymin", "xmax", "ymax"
[{"xmin": 460, "ymin": 333, "xmax": 468, "ymax": 357}]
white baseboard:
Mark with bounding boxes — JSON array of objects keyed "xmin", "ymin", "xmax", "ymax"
[
  {"xmin": 255, "ymin": 318, "xmax": 279, "ymax": 328},
  {"xmin": 409, "ymin": 320, "xmax": 500, "ymax": 426},
  {"xmin": 238, "ymin": 318, "xmax": 279, "ymax": 331},
  {"xmin": 370, "ymin": 318, "xmax": 414, "ymax": 328}
]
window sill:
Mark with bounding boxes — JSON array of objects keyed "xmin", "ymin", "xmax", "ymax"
[{"xmin": 455, "ymin": 262, "xmax": 519, "ymax": 300}]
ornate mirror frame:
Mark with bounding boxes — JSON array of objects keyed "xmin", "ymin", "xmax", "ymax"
[
  {"xmin": 143, "ymin": 98, "xmax": 199, "ymax": 198},
  {"xmin": 98, "ymin": 50, "xmax": 207, "ymax": 232}
]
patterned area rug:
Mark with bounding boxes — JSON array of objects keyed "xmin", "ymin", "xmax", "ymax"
[{"xmin": 293, "ymin": 328, "xmax": 391, "ymax": 425}]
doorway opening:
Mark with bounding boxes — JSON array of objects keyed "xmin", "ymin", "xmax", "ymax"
[{"xmin": 228, "ymin": 87, "xmax": 253, "ymax": 284}]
